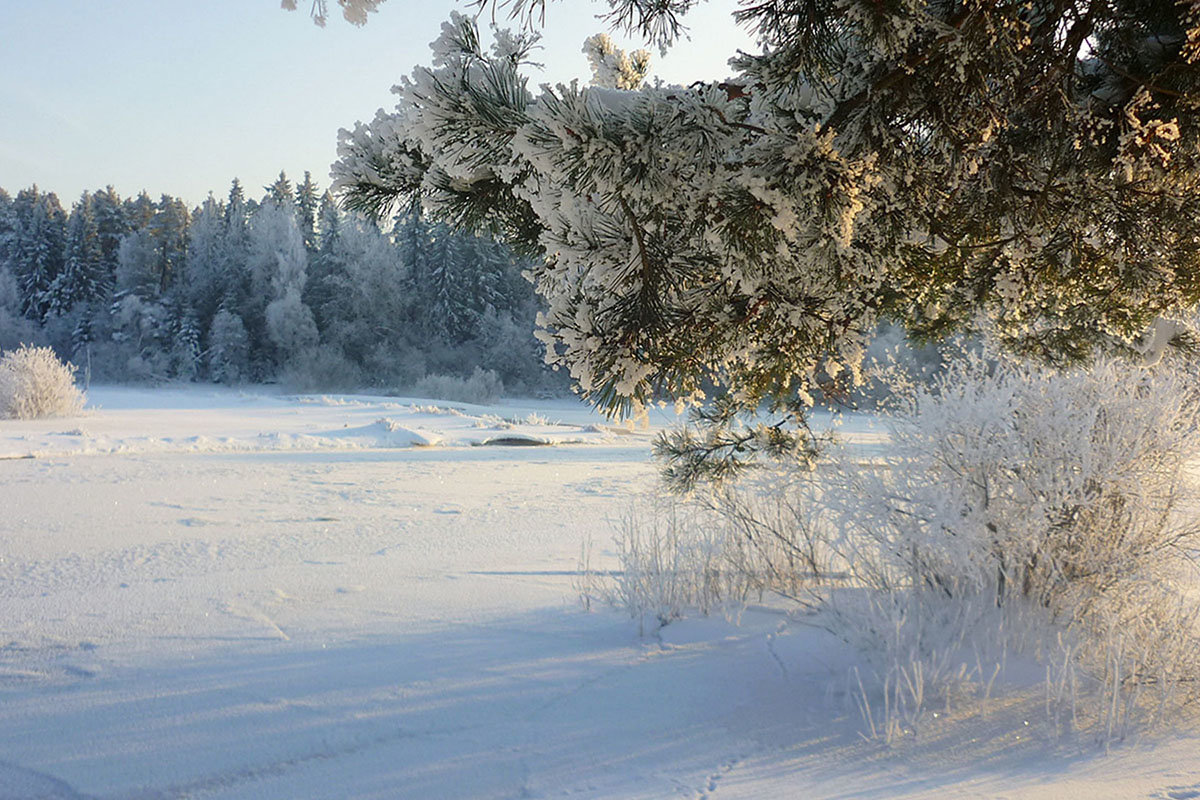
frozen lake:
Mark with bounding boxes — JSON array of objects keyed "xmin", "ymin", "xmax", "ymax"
[{"xmin": 0, "ymin": 386, "xmax": 1195, "ymax": 799}]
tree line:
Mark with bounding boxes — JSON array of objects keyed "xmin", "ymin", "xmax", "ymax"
[{"xmin": 0, "ymin": 172, "xmax": 563, "ymax": 395}]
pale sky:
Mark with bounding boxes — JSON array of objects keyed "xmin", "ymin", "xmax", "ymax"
[{"xmin": 0, "ymin": 0, "xmax": 755, "ymax": 208}]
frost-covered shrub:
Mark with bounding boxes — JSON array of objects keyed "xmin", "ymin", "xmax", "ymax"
[
  {"xmin": 604, "ymin": 354, "xmax": 1200, "ymax": 739},
  {"xmin": 0, "ymin": 344, "xmax": 85, "ymax": 419},
  {"xmin": 582, "ymin": 476, "xmax": 835, "ymax": 632},
  {"xmin": 410, "ymin": 367, "xmax": 503, "ymax": 404},
  {"xmin": 822, "ymin": 355, "xmax": 1200, "ymax": 737},
  {"xmin": 829, "ymin": 357, "xmax": 1200, "ymax": 627},
  {"xmin": 593, "ymin": 500, "xmax": 741, "ymax": 634}
]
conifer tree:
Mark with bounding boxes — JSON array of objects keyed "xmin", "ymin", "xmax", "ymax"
[
  {"xmin": 334, "ymin": 3, "xmax": 1200, "ymax": 484},
  {"xmin": 183, "ymin": 195, "xmax": 230, "ymax": 328},
  {"xmin": 305, "ymin": 191, "xmax": 347, "ymax": 331},
  {"xmin": 296, "ymin": 171, "xmax": 320, "ymax": 253},
  {"xmin": 92, "ymin": 185, "xmax": 129, "ymax": 289},
  {"xmin": 7, "ymin": 188, "xmax": 67, "ymax": 322},
  {"xmin": 170, "ymin": 308, "xmax": 203, "ymax": 380},
  {"xmin": 123, "ymin": 191, "xmax": 156, "ymax": 232},
  {"xmin": 0, "ymin": 189, "xmax": 14, "ymax": 265},
  {"xmin": 49, "ymin": 192, "xmax": 107, "ymax": 317},
  {"xmin": 266, "ymin": 171, "xmax": 295, "ymax": 209},
  {"xmin": 148, "ymin": 195, "xmax": 189, "ymax": 295},
  {"xmin": 225, "ymin": 179, "xmax": 248, "ymax": 238}
]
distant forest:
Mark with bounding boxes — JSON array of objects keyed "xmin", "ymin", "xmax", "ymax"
[{"xmin": 0, "ymin": 172, "xmax": 565, "ymax": 398}]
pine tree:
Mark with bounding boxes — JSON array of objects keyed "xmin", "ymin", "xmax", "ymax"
[
  {"xmin": 284, "ymin": 0, "xmax": 385, "ymax": 27},
  {"xmin": 123, "ymin": 191, "xmax": 156, "ymax": 232},
  {"xmin": 333, "ymin": 5, "xmax": 1200, "ymax": 484}
]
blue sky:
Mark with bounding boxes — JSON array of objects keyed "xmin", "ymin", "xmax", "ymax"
[{"xmin": 0, "ymin": 1, "xmax": 754, "ymax": 207}]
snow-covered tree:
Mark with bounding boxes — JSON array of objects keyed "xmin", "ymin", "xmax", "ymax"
[
  {"xmin": 47, "ymin": 192, "xmax": 107, "ymax": 318},
  {"xmin": 208, "ymin": 307, "xmax": 250, "ymax": 384},
  {"xmin": 296, "ymin": 171, "xmax": 320, "ymax": 252},
  {"xmin": 246, "ymin": 199, "xmax": 317, "ymax": 372},
  {"xmin": 115, "ymin": 228, "xmax": 159, "ymax": 297},
  {"xmin": 265, "ymin": 171, "xmax": 295, "ymax": 209},
  {"xmin": 0, "ymin": 267, "xmax": 41, "ymax": 351},
  {"xmin": 4, "ymin": 188, "xmax": 67, "ymax": 322},
  {"xmin": 92, "ymin": 185, "xmax": 129, "ymax": 276},
  {"xmin": 334, "ymin": 4, "xmax": 1200, "ymax": 481},
  {"xmin": 123, "ymin": 191, "xmax": 156, "ymax": 234},
  {"xmin": 170, "ymin": 309, "xmax": 203, "ymax": 381},
  {"xmin": 265, "ymin": 288, "xmax": 319, "ymax": 361},
  {"xmin": 147, "ymin": 194, "xmax": 189, "ymax": 295}
]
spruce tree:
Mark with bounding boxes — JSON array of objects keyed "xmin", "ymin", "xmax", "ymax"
[
  {"xmin": 266, "ymin": 171, "xmax": 295, "ymax": 209},
  {"xmin": 305, "ymin": 191, "xmax": 347, "ymax": 332},
  {"xmin": 296, "ymin": 171, "xmax": 320, "ymax": 253},
  {"xmin": 92, "ymin": 185, "xmax": 129, "ymax": 291},
  {"xmin": 8, "ymin": 188, "xmax": 67, "ymax": 322},
  {"xmin": 148, "ymin": 195, "xmax": 189, "ymax": 295},
  {"xmin": 183, "ymin": 195, "xmax": 230, "ymax": 329},
  {"xmin": 49, "ymin": 192, "xmax": 107, "ymax": 317},
  {"xmin": 0, "ymin": 189, "xmax": 13, "ymax": 267}
]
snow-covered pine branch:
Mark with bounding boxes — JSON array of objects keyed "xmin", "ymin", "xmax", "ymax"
[{"xmin": 334, "ymin": 3, "xmax": 1200, "ymax": 481}]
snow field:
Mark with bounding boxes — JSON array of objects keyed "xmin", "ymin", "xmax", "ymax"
[{"xmin": 0, "ymin": 386, "xmax": 1196, "ymax": 799}]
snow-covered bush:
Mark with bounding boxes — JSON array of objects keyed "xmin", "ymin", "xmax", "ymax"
[
  {"xmin": 410, "ymin": 367, "xmax": 503, "ymax": 405},
  {"xmin": 582, "ymin": 474, "xmax": 836, "ymax": 632},
  {"xmin": 829, "ymin": 356, "xmax": 1200, "ymax": 627},
  {"xmin": 590, "ymin": 500, "xmax": 741, "ymax": 634},
  {"xmin": 604, "ymin": 354, "xmax": 1200, "ymax": 739},
  {"xmin": 822, "ymin": 355, "xmax": 1200, "ymax": 737},
  {"xmin": 0, "ymin": 344, "xmax": 85, "ymax": 419}
]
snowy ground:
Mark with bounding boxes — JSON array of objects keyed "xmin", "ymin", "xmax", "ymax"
[{"xmin": 1, "ymin": 386, "xmax": 1197, "ymax": 799}]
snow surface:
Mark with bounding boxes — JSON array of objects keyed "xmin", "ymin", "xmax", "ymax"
[{"xmin": 0, "ymin": 386, "xmax": 1197, "ymax": 799}]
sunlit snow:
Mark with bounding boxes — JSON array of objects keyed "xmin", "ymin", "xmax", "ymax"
[{"xmin": 0, "ymin": 387, "xmax": 1195, "ymax": 799}]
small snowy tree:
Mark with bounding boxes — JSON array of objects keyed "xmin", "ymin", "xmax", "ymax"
[
  {"xmin": 265, "ymin": 289, "xmax": 319, "ymax": 362},
  {"xmin": 170, "ymin": 311, "xmax": 203, "ymax": 381},
  {"xmin": 208, "ymin": 308, "xmax": 250, "ymax": 384},
  {"xmin": 0, "ymin": 344, "xmax": 84, "ymax": 419}
]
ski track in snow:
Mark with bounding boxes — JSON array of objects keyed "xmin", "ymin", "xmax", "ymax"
[{"xmin": 0, "ymin": 385, "xmax": 1197, "ymax": 799}]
